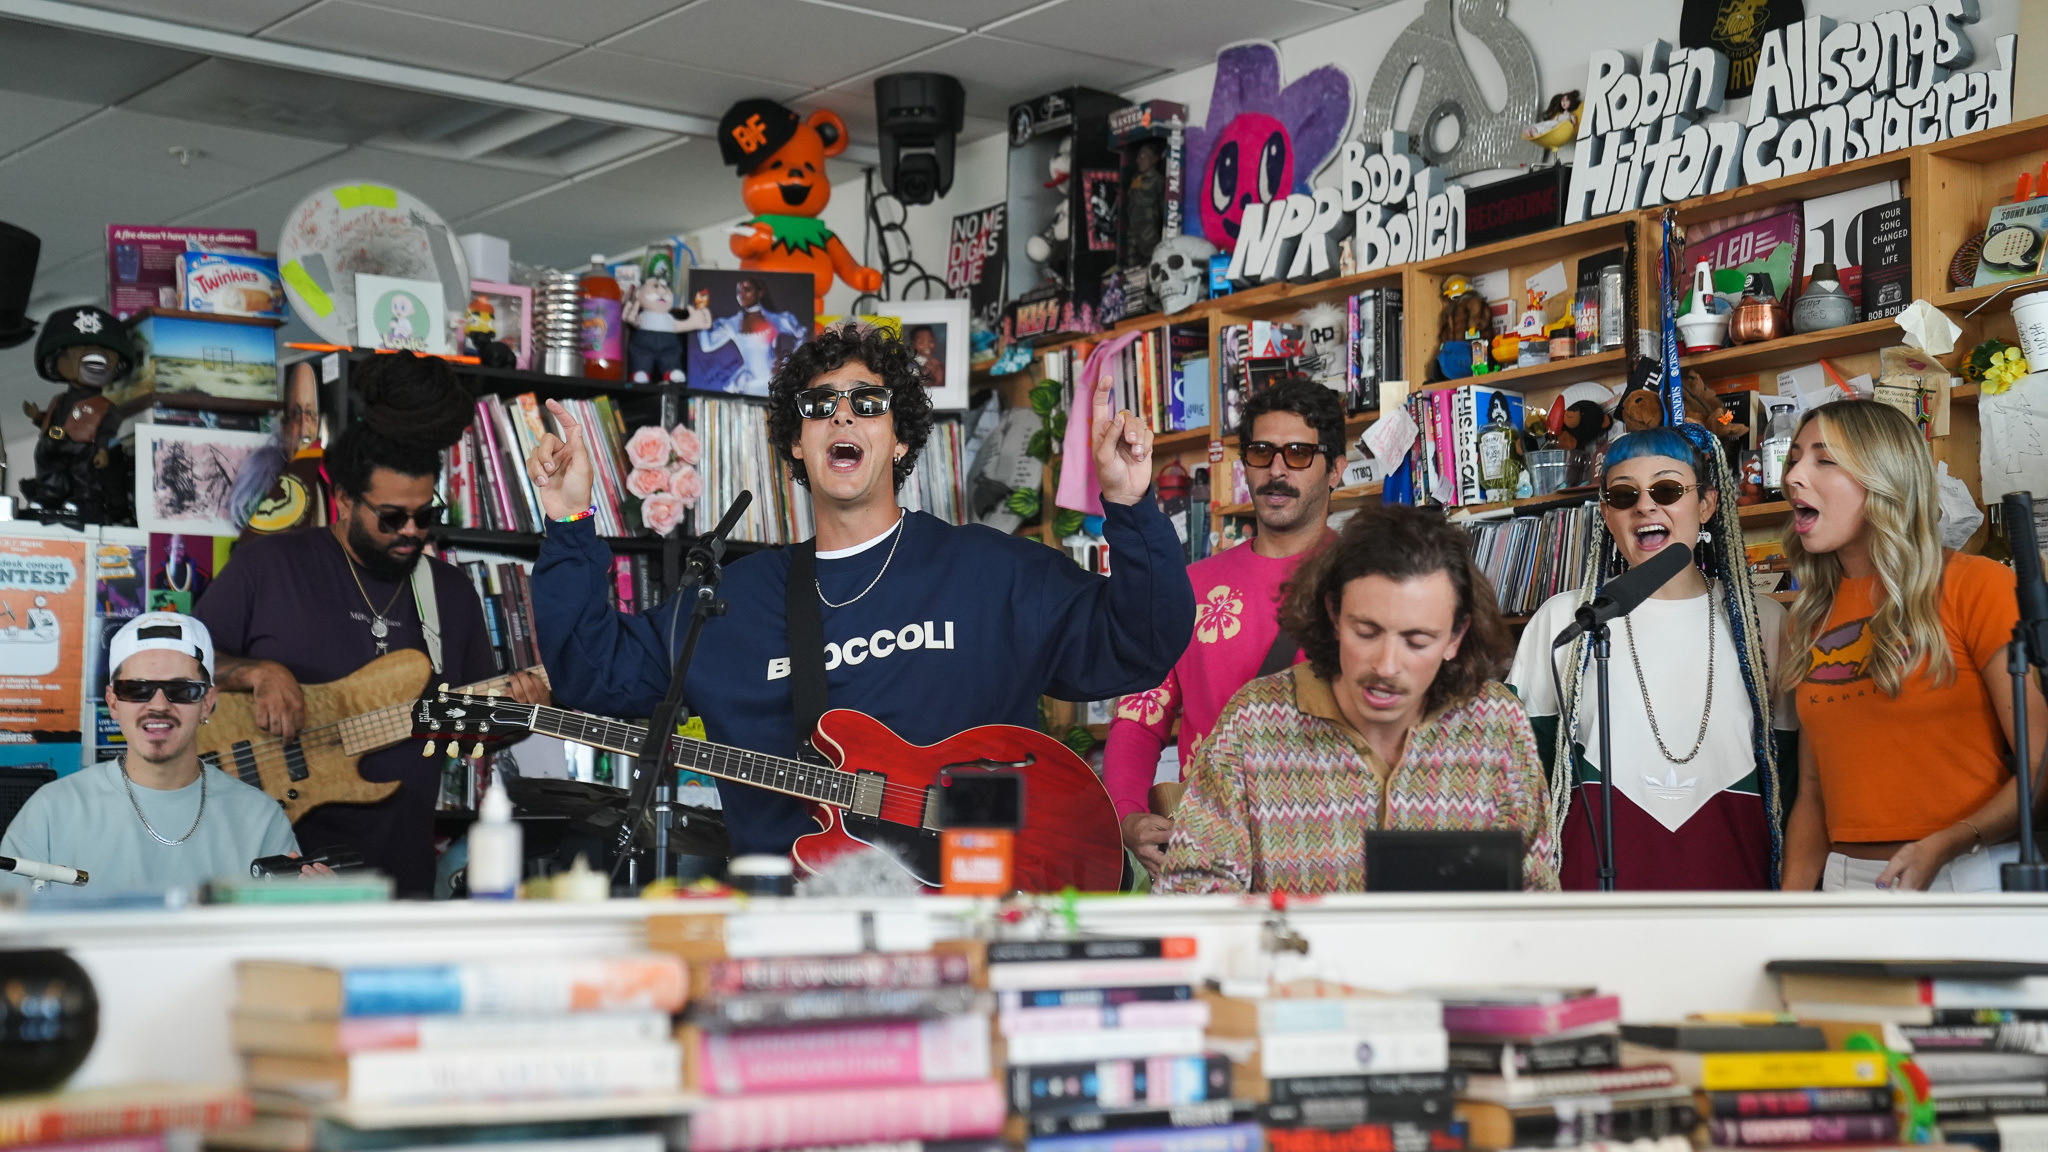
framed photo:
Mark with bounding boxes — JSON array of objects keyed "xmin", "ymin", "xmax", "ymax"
[
  {"xmin": 134, "ymin": 424, "xmax": 273, "ymax": 537},
  {"xmin": 467, "ymin": 280, "xmax": 533, "ymax": 370},
  {"xmin": 892, "ymin": 298, "xmax": 971, "ymax": 410},
  {"xmin": 685, "ymin": 268, "xmax": 814, "ymax": 397},
  {"xmin": 355, "ymin": 273, "xmax": 449, "ymax": 354}
]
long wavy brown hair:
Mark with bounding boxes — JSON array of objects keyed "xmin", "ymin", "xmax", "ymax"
[
  {"xmin": 1776, "ymin": 399, "xmax": 1955, "ymax": 698},
  {"xmin": 1281, "ymin": 503, "xmax": 1513, "ymax": 713}
]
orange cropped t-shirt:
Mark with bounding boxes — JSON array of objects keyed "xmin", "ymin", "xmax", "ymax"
[{"xmin": 1796, "ymin": 552, "xmax": 2018, "ymax": 843}]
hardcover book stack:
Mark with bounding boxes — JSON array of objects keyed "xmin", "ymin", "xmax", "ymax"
[
  {"xmin": 994, "ymin": 936, "xmax": 1257, "ymax": 1152},
  {"xmin": 1621, "ymin": 1017, "xmax": 1892, "ymax": 1150},
  {"xmin": 1203, "ymin": 980, "xmax": 1459, "ymax": 1152},
  {"xmin": 0, "ymin": 1084, "xmax": 251, "ymax": 1152},
  {"xmin": 225, "ymin": 954, "xmax": 688, "ymax": 1139},
  {"xmin": 677, "ymin": 949, "xmax": 1006, "ymax": 1152},
  {"xmin": 1438, "ymin": 987, "xmax": 1696, "ymax": 1151},
  {"xmin": 1768, "ymin": 960, "xmax": 2048, "ymax": 1150}
]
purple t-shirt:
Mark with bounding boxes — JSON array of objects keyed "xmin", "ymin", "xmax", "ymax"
[{"xmin": 196, "ymin": 527, "xmax": 493, "ymax": 896}]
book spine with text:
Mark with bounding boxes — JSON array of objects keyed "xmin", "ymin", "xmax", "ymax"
[
  {"xmin": 1447, "ymin": 1033, "xmax": 1619, "ymax": 1074},
  {"xmin": 334, "ymin": 955, "xmax": 686, "ymax": 1016},
  {"xmin": 1010, "ymin": 1055, "xmax": 1232, "ymax": 1116},
  {"xmin": 1020, "ymin": 1102, "xmax": 1250, "ymax": 1137},
  {"xmin": 0, "ymin": 1092, "xmax": 250, "ymax": 1150},
  {"xmin": 701, "ymin": 952, "xmax": 972, "ymax": 996},
  {"xmin": 1442, "ymin": 994, "xmax": 1620, "ymax": 1038},
  {"xmin": 1255, "ymin": 998, "xmax": 1445, "ymax": 1034},
  {"xmin": 1260, "ymin": 1094, "xmax": 1454, "ymax": 1129},
  {"xmin": 1000, "ymin": 986, "xmax": 1194, "ymax": 1011},
  {"xmin": 986, "ymin": 959, "xmax": 1199, "ymax": 992},
  {"xmin": 1003, "ymin": 1028, "xmax": 1206, "ymax": 1064},
  {"xmin": 1258, "ymin": 1030, "xmax": 1451, "ymax": 1078},
  {"xmin": 1265, "ymin": 1122, "xmax": 1463, "ymax": 1152},
  {"xmin": 692, "ymin": 1016, "xmax": 990, "ymax": 1096},
  {"xmin": 1024, "ymin": 1121, "xmax": 1263, "ymax": 1152},
  {"xmin": 1708, "ymin": 1112, "xmax": 1898, "ymax": 1146},
  {"xmin": 1268, "ymin": 1073, "xmax": 1468, "ymax": 1100},
  {"xmin": 988, "ymin": 938, "xmax": 1195, "ymax": 964},
  {"xmin": 685, "ymin": 1080, "xmax": 1006, "ymax": 1152},
  {"xmin": 1464, "ymin": 1064, "xmax": 1677, "ymax": 1102},
  {"xmin": 336, "ymin": 1010, "xmax": 671, "ymax": 1053},
  {"xmin": 1000, "ymin": 1001, "xmax": 1210, "ymax": 1035},
  {"xmin": 1703, "ymin": 1087, "xmax": 1896, "ymax": 1118},
  {"xmin": 694, "ymin": 986, "xmax": 984, "ymax": 1031}
]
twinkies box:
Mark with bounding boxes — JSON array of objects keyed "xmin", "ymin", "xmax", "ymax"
[{"xmin": 179, "ymin": 251, "xmax": 288, "ymax": 320}]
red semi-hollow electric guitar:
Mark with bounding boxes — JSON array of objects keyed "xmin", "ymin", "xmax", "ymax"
[{"xmin": 411, "ymin": 689, "xmax": 1123, "ymax": 892}]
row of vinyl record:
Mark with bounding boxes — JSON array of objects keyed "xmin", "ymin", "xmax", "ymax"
[
  {"xmin": 1464, "ymin": 503, "xmax": 1599, "ymax": 619},
  {"xmin": 444, "ymin": 394, "xmax": 643, "ymax": 539}
]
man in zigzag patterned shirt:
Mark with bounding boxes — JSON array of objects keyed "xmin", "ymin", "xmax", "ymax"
[
  {"xmin": 1160, "ymin": 503, "xmax": 1560, "ymax": 894},
  {"xmin": 528, "ymin": 324, "xmax": 1194, "ymax": 863}
]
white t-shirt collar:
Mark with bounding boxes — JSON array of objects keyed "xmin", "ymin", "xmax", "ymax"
[{"xmin": 817, "ymin": 513, "xmax": 905, "ymax": 560}]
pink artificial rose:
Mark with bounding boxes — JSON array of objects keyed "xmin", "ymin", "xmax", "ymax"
[
  {"xmin": 627, "ymin": 467, "xmax": 670, "ymax": 499},
  {"xmin": 625, "ymin": 424, "xmax": 673, "ymax": 469},
  {"xmin": 670, "ymin": 425, "xmax": 702, "ymax": 466},
  {"xmin": 670, "ymin": 463, "xmax": 702, "ymax": 502},
  {"xmin": 641, "ymin": 492, "xmax": 686, "ymax": 536}
]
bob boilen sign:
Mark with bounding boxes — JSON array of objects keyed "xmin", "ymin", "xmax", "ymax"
[{"xmin": 1567, "ymin": 2, "xmax": 2016, "ymax": 224}]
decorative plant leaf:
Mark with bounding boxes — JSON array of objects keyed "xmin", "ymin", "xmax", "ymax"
[
  {"xmin": 1063, "ymin": 725, "xmax": 1098, "ymax": 756},
  {"xmin": 1049, "ymin": 410, "xmax": 1067, "ymax": 439},
  {"xmin": 1052, "ymin": 509, "xmax": 1086, "ymax": 538},
  {"xmin": 1026, "ymin": 428, "xmax": 1051, "ymax": 461},
  {"xmin": 1030, "ymin": 382, "xmax": 1060, "ymax": 416},
  {"xmin": 1007, "ymin": 488, "xmax": 1042, "ymax": 517}
]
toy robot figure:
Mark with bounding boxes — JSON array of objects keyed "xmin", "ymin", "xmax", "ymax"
[
  {"xmin": 22, "ymin": 304, "xmax": 133, "ymax": 526},
  {"xmin": 621, "ymin": 277, "xmax": 708, "ymax": 385}
]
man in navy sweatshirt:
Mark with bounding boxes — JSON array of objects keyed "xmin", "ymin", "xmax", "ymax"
[{"xmin": 526, "ymin": 324, "xmax": 1195, "ymax": 861}]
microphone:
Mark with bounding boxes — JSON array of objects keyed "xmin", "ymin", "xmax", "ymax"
[
  {"xmin": 250, "ymin": 846, "xmax": 365, "ymax": 878},
  {"xmin": 0, "ymin": 855, "xmax": 87, "ymax": 886},
  {"xmin": 2006, "ymin": 492, "xmax": 2048, "ymax": 641},
  {"xmin": 1553, "ymin": 542, "xmax": 1694, "ymax": 649},
  {"xmin": 681, "ymin": 491, "xmax": 753, "ymax": 585}
]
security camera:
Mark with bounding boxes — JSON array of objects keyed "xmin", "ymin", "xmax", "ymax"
[{"xmin": 874, "ymin": 73, "xmax": 965, "ymax": 206}]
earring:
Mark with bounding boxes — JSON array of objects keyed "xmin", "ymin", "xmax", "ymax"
[{"xmin": 1697, "ymin": 528, "xmax": 1713, "ymax": 545}]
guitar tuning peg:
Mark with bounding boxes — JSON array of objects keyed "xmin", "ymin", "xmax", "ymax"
[
  {"xmin": 469, "ymin": 741, "xmax": 484, "ymax": 759},
  {"xmin": 422, "ymin": 740, "xmax": 437, "ymax": 757}
]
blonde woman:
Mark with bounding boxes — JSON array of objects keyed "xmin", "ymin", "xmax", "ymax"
[{"xmin": 1780, "ymin": 400, "xmax": 2048, "ymax": 891}]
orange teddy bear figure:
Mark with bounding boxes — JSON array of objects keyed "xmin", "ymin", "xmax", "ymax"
[{"xmin": 718, "ymin": 98, "xmax": 883, "ymax": 313}]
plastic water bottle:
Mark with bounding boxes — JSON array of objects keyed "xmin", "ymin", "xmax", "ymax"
[{"xmin": 1761, "ymin": 400, "xmax": 1799, "ymax": 493}]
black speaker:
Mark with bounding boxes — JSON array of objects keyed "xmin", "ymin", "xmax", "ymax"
[{"xmin": 0, "ymin": 221, "xmax": 41, "ymax": 349}]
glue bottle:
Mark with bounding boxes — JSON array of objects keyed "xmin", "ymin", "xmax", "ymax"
[{"xmin": 468, "ymin": 766, "xmax": 522, "ymax": 899}]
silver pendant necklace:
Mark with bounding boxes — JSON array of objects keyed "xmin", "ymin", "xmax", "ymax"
[
  {"xmin": 816, "ymin": 514, "xmax": 905, "ymax": 609},
  {"xmin": 346, "ymin": 555, "xmax": 407, "ymax": 655},
  {"xmin": 121, "ymin": 758, "xmax": 206, "ymax": 846},
  {"xmin": 1623, "ymin": 587, "xmax": 1715, "ymax": 764}
]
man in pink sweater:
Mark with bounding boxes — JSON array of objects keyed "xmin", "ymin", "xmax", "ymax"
[{"xmin": 1106, "ymin": 376, "xmax": 1347, "ymax": 875}]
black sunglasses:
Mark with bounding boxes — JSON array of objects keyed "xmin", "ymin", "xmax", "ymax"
[
  {"xmin": 795, "ymin": 386, "xmax": 892, "ymax": 420},
  {"xmin": 1604, "ymin": 480, "xmax": 1699, "ymax": 510},
  {"xmin": 369, "ymin": 503, "xmax": 446, "ymax": 534},
  {"xmin": 111, "ymin": 678, "xmax": 209, "ymax": 704},
  {"xmin": 1242, "ymin": 441, "xmax": 1322, "ymax": 469}
]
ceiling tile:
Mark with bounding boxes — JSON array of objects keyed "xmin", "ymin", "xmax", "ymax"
[
  {"xmin": 0, "ymin": 159, "xmax": 252, "ymax": 272},
  {"xmin": 260, "ymin": 0, "xmax": 580, "ymax": 81},
  {"xmin": 123, "ymin": 58, "xmax": 480, "ymax": 144},
  {"xmin": 0, "ymin": 92, "xmax": 104, "ymax": 160},
  {"xmin": 19, "ymin": 108, "xmax": 343, "ymax": 185},
  {"xmin": 359, "ymin": 0, "xmax": 685, "ymax": 44},
  {"xmin": 521, "ymin": 49, "xmax": 805, "ymax": 118},
  {"xmin": 0, "ymin": 18, "xmax": 203, "ymax": 105},
  {"xmin": 193, "ymin": 144, "xmax": 562, "ymax": 236},
  {"xmin": 878, "ymin": 33, "xmax": 1161, "ymax": 119},
  {"xmin": 611, "ymin": 0, "xmax": 956, "ymax": 89},
  {"xmin": 65, "ymin": 0, "xmax": 322, "ymax": 34},
  {"xmin": 457, "ymin": 136, "xmax": 739, "ymax": 268},
  {"xmin": 995, "ymin": 0, "xmax": 1345, "ymax": 71},
  {"xmin": 834, "ymin": 0, "xmax": 1056, "ymax": 28}
]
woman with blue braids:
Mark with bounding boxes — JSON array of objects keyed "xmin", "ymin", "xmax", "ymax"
[{"xmin": 1508, "ymin": 424, "xmax": 1797, "ymax": 888}]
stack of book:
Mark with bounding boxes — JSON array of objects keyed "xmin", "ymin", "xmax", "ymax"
[
  {"xmin": 678, "ymin": 949, "xmax": 1006, "ymax": 1152},
  {"xmin": 1346, "ymin": 286, "xmax": 1403, "ymax": 416},
  {"xmin": 227, "ymin": 955, "xmax": 687, "ymax": 1126},
  {"xmin": 0, "ymin": 1083, "xmax": 250, "ymax": 1152},
  {"xmin": 446, "ymin": 394, "xmax": 637, "ymax": 537},
  {"xmin": 899, "ymin": 415, "xmax": 971, "ymax": 526},
  {"xmin": 1769, "ymin": 959, "xmax": 2048, "ymax": 1148},
  {"xmin": 455, "ymin": 559, "xmax": 540, "ymax": 673},
  {"xmin": 1204, "ymin": 980, "xmax": 1457, "ymax": 1152},
  {"xmin": 1438, "ymin": 987, "xmax": 1695, "ymax": 1150},
  {"xmin": 1622, "ymin": 1018, "xmax": 1891, "ymax": 1150},
  {"xmin": 995, "ymin": 936, "xmax": 1255, "ymax": 1152}
]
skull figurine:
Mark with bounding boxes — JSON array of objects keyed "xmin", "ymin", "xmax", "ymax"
[{"xmin": 1148, "ymin": 234, "xmax": 1217, "ymax": 315}]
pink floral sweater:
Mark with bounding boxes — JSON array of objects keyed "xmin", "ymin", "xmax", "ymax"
[{"xmin": 1102, "ymin": 539, "xmax": 1317, "ymax": 821}]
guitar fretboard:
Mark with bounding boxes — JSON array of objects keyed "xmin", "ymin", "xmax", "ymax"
[
  {"xmin": 341, "ymin": 666, "xmax": 549, "ymax": 755},
  {"xmin": 522, "ymin": 706, "xmax": 856, "ymax": 808}
]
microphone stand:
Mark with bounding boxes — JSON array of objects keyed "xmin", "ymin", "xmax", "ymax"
[
  {"xmin": 1574, "ymin": 606, "xmax": 1620, "ymax": 892},
  {"xmin": 2001, "ymin": 492, "xmax": 2048, "ymax": 891},
  {"xmin": 610, "ymin": 492, "xmax": 752, "ymax": 887}
]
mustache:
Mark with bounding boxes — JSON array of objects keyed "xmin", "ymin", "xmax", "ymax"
[
  {"xmin": 139, "ymin": 711, "xmax": 179, "ymax": 725},
  {"xmin": 1256, "ymin": 477, "xmax": 1300, "ymax": 498}
]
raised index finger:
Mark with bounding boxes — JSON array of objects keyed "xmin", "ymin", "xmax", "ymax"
[{"xmin": 545, "ymin": 398, "xmax": 585, "ymax": 450}]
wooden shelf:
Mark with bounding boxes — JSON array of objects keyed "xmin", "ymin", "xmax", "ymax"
[
  {"xmin": 1200, "ymin": 267, "xmax": 1405, "ymax": 320},
  {"xmin": 1671, "ymin": 151, "xmax": 1912, "ymax": 229},
  {"xmin": 1416, "ymin": 213, "xmax": 1633, "ymax": 274},
  {"xmin": 1926, "ymin": 116, "xmax": 2048, "ymax": 162},
  {"xmin": 1767, "ymin": 590, "xmax": 1797, "ymax": 604},
  {"xmin": 1954, "ymin": 383, "xmax": 1981, "ymax": 402},
  {"xmin": 1682, "ymin": 318, "xmax": 1903, "ymax": 375},
  {"xmin": 1153, "ymin": 427, "xmax": 1213, "ymax": 455},
  {"xmin": 1738, "ymin": 501, "xmax": 1792, "ymax": 521},
  {"xmin": 1447, "ymin": 486, "xmax": 1600, "ymax": 519},
  {"xmin": 1426, "ymin": 348, "xmax": 1628, "ymax": 394},
  {"xmin": 1935, "ymin": 278, "xmax": 2048, "ymax": 314}
]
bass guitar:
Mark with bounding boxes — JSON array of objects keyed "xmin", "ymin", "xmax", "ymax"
[
  {"xmin": 410, "ymin": 689, "xmax": 1123, "ymax": 892},
  {"xmin": 201, "ymin": 651, "xmax": 548, "ymax": 823}
]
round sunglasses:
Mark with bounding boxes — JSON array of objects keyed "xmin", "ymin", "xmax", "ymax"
[
  {"xmin": 795, "ymin": 386, "xmax": 892, "ymax": 420},
  {"xmin": 1603, "ymin": 480, "xmax": 1700, "ymax": 510},
  {"xmin": 1241, "ymin": 441, "xmax": 1323, "ymax": 469},
  {"xmin": 369, "ymin": 503, "xmax": 446, "ymax": 534},
  {"xmin": 111, "ymin": 678, "xmax": 209, "ymax": 704}
]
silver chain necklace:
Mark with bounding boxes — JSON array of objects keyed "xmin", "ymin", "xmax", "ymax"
[
  {"xmin": 120, "ymin": 757, "xmax": 206, "ymax": 846},
  {"xmin": 1623, "ymin": 587, "xmax": 1715, "ymax": 764},
  {"xmin": 816, "ymin": 514, "xmax": 905, "ymax": 609}
]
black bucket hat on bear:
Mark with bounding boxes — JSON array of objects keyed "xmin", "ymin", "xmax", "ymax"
[{"xmin": 718, "ymin": 99, "xmax": 800, "ymax": 176}]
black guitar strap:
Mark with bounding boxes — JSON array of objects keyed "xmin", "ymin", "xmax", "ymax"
[
  {"xmin": 784, "ymin": 539, "xmax": 830, "ymax": 760},
  {"xmin": 1257, "ymin": 626, "xmax": 1300, "ymax": 678}
]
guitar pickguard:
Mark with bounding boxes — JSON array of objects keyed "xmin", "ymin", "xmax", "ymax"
[{"xmin": 839, "ymin": 813, "xmax": 942, "ymax": 887}]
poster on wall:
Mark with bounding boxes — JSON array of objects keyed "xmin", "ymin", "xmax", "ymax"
[
  {"xmin": 0, "ymin": 535, "xmax": 88, "ymax": 747},
  {"xmin": 134, "ymin": 424, "xmax": 271, "ymax": 537},
  {"xmin": 945, "ymin": 203, "xmax": 1008, "ymax": 337},
  {"xmin": 684, "ymin": 268, "xmax": 813, "ymax": 398},
  {"xmin": 894, "ymin": 298, "xmax": 971, "ymax": 411},
  {"xmin": 92, "ymin": 539, "xmax": 147, "ymax": 755},
  {"xmin": 147, "ymin": 533, "xmax": 217, "ymax": 615}
]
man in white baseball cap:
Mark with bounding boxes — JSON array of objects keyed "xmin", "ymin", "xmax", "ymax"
[{"xmin": 1, "ymin": 612, "xmax": 312, "ymax": 897}]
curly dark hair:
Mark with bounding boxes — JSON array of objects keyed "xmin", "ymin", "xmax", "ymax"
[
  {"xmin": 766, "ymin": 325, "xmax": 934, "ymax": 493},
  {"xmin": 327, "ymin": 352, "xmax": 475, "ymax": 498},
  {"xmin": 1279, "ymin": 503, "xmax": 1512, "ymax": 714},
  {"xmin": 1235, "ymin": 375, "xmax": 1347, "ymax": 467}
]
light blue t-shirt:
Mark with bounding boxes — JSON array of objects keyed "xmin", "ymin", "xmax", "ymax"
[{"xmin": 0, "ymin": 760, "xmax": 297, "ymax": 898}]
